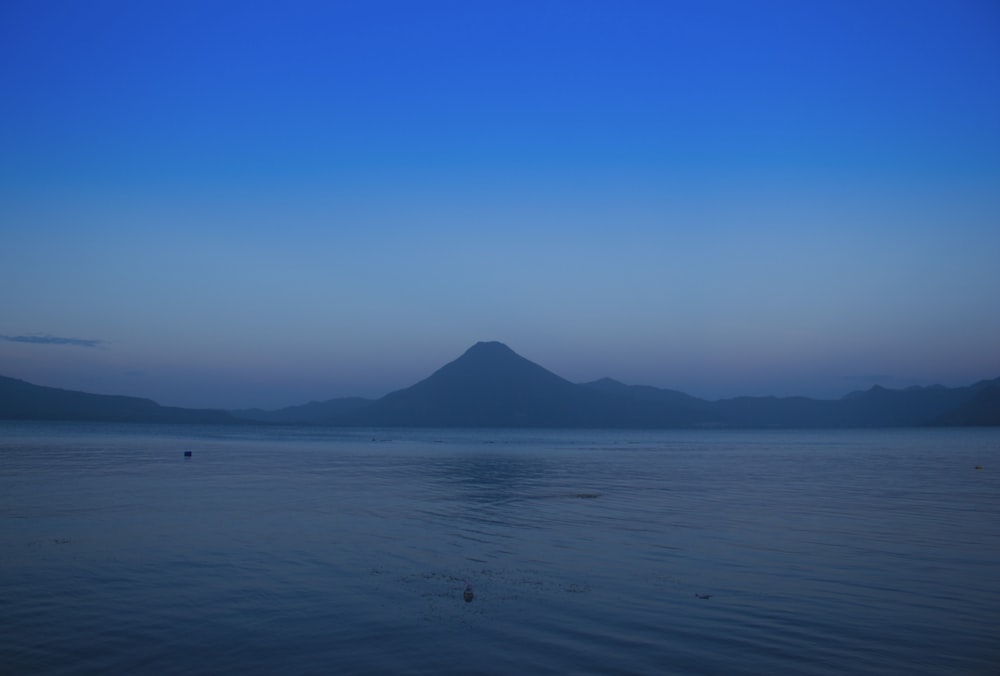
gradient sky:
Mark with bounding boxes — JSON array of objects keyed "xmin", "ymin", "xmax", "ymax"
[{"xmin": 2, "ymin": 0, "xmax": 999, "ymax": 409}]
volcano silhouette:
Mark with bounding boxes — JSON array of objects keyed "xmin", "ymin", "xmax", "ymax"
[{"xmin": 344, "ymin": 341, "xmax": 618, "ymax": 427}]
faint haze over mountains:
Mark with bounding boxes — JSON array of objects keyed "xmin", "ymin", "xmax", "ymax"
[
  {"xmin": 4, "ymin": 342, "xmax": 998, "ymax": 428},
  {"xmin": 1, "ymin": 2, "xmax": 998, "ymax": 408}
]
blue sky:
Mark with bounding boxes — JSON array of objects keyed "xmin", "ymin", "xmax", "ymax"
[{"xmin": 2, "ymin": 0, "xmax": 999, "ymax": 408}]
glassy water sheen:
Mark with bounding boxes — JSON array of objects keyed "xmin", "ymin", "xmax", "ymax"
[{"xmin": 2, "ymin": 423, "xmax": 998, "ymax": 675}]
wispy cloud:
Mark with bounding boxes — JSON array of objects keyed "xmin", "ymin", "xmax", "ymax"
[{"xmin": 0, "ymin": 334, "xmax": 106, "ymax": 348}]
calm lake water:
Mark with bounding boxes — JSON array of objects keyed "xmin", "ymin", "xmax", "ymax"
[{"xmin": 1, "ymin": 423, "xmax": 998, "ymax": 675}]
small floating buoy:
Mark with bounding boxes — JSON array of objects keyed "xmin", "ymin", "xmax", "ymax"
[
  {"xmin": 184, "ymin": 451, "xmax": 192, "ymax": 457},
  {"xmin": 463, "ymin": 583, "xmax": 474, "ymax": 603}
]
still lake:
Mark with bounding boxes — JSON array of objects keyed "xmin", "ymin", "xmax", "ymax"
[{"xmin": 1, "ymin": 423, "xmax": 998, "ymax": 675}]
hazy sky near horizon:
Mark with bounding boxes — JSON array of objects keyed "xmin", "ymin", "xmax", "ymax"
[{"xmin": 2, "ymin": 0, "xmax": 999, "ymax": 409}]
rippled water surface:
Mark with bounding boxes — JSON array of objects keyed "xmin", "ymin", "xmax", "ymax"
[{"xmin": 2, "ymin": 423, "xmax": 998, "ymax": 675}]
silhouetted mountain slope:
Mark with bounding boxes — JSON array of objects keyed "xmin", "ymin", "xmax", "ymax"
[
  {"xmin": 231, "ymin": 397, "xmax": 372, "ymax": 424},
  {"xmin": 710, "ymin": 395, "xmax": 839, "ymax": 428},
  {"xmin": 932, "ymin": 381, "xmax": 1000, "ymax": 426},
  {"xmin": 0, "ymin": 375, "xmax": 236, "ymax": 424},
  {"xmin": 4, "ymin": 346, "xmax": 998, "ymax": 428},
  {"xmin": 581, "ymin": 378, "xmax": 717, "ymax": 426},
  {"xmin": 709, "ymin": 378, "xmax": 1000, "ymax": 428},
  {"xmin": 341, "ymin": 341, "xmax": 622, "ymax": 427},
  {"xmin": 838, "ymin": 378, "xmax": 1000, "ymax": 427},
  {"xmin": 335, "ymin": 343, "xmax": 999, "ymax": 428}
]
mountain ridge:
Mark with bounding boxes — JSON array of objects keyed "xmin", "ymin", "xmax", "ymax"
[
  {"xmin": 2, "ymin": 342, "xmax": 998, "ymax": 427},
  {"xmin": 266, "ymin": 342, "xmax": 1000, "ymax": 428},
  {"xmin": 0, "ymin": 374, "xmax": 236, "ymax": 424}
]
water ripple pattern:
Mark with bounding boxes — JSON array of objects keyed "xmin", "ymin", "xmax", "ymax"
[{"xmin": 1, "ymin": 423, "xmax": 998, "ymax": 674}]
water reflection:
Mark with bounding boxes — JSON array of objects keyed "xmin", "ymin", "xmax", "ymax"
[
  {"xmin": 421, "ymin": 452, "xmax": 556, "ymax": 505},
  {"xmin": 6, "ymin": 425, "xmax": 998, "ymax": 676}
]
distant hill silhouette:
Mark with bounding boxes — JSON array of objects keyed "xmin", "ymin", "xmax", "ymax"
[
  {"xmin": 0, "ymin": 375, "xmax": 236, "ymax": 424},
  {"xmin": 931, "ymin": 382, "xmax": 1000, "ymax": 426},
  {"xmin": 4, "ymin": 342, "xmax": 999, "ymax": 427},
  {"xmin": 579, "ymin": 377, "xmax": 717, "ymax": 427},
  {"xmin": 231, "ymin": 397, "xmax": 372, "ymax": 424},
  {"xmin": 318, "ymin": 341, "xmax": 1000, "ymax": 428}
]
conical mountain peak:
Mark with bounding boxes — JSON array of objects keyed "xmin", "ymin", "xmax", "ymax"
[
  {"xmin": 461, "ymin": 341, "xmax": 518, "ymax": 358},
  {"xmin": 469, "ymin": 340, "xmax": 510, "ymax": 350},
  {"xmin": 346, "ymin": 342, "xmax": 587, "ymax": 426},
  {"xmin": 430, "ymin": 341, "xmax": 569, "ymax": 389}
]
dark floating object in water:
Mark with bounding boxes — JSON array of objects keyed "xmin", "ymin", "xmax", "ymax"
[
  {"xmin": 694, "ymin": 593, "xmax": 712, "ymax": 600},
  {"xmin": 975, "ymin": 465, "xmax": 983, "ymax": 470},
  {"xmin": 183, "ymin": 451, "xmax": 192, "ymax": 457},
  {"xmin": 574, "ymin": 493, "xmax": 601, "ymax": 499},
  {"xmin": 463, "ymin": 583, "xmax": 474, "ymax": 603}
]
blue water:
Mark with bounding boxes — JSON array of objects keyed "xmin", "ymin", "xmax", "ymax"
[{"xmin": 1, "ymin": 423, "xmax": 998, "ymax": 675}]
